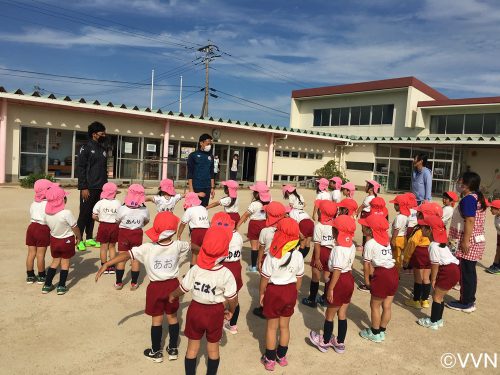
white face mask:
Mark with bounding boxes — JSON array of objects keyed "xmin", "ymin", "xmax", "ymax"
[
  {"xmin": 203, "ymin": 145, "xmax": 212, "ymax": 152},
  {"xmin": 456, "ymin": 183, "xmax": 465, "ymax": 195}
]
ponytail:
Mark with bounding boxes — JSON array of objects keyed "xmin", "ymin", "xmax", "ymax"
[
  {"xmin": 476, "ymin": 191, "xmax": 487, "ymax": 212},
  {"xmin": 291, "ymin": 190, "xmax": 303, "ymax": 205},
  {"xmin": 227, "ymin": 197, "xmax": 237, "ymax": 208},
  {"xmin": 280, "ymin": 250, "xmax": 295, "ymax": 268}
]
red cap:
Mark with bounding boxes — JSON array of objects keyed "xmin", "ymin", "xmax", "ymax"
[
  {"xmin": 269, "ymin": 218, "xmax": 300, "ymax": 259},
  {"xmin": 317, "ymin": 200, "xmax": 338, "ymax": 225},
  {"xmin": 264, "ymin": 201, "xmax": 287, "ymax": 227},
  {"xmin": 338, "ymin": 198, "xmax": 358, "ymax": 216},
  {"xmin": 490, "ymin": 199, "xmax": 500, "ymax": 209},
  {"xmin": 403, "ymin": 192, "xmax": 418, "ymax": 209},
  {"xmin": 197, "ymin": 227, "xmax": 231, "ymax": 270},
  {"xmin": 417, "ymin": 215, "xmax": 448, "ymax": 243},
  {"xmin": 370, "ymin": 197, "xmax": 388, "ymax": 217},
  {"xmin": 358, "ymin": 215, "xmax": 390, "ymax": 246},
  {"xmin": 332, "ymin": 215, "xmax": 356, "ymax": 247},
  {"xmin": 416, "ymin": 202, "xmax": 443, "ymax": 217},
  {"xmin": 444, "ymin": 191, "xmax": 459, "ymax": 207},
  {"xmin": 145, "ymin": 211, "xmax": 180, "ymax": 242},
  {"xmin": 389, "ymin": 195, "xmax": 410, "ymax": 216},
  {"xmin": 210, "ymin": 212, "xmax": 235, "ymax": 236}
]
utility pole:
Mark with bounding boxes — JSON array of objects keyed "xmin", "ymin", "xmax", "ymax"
[
  {"xmin": 198, "ymin": 43, "xmax": 221, "ymax": 117},
  {"xmin": 150, "ymin": 69, "xmax": 154, "ymax": 110},
  {"xmin": 179, "ymin": 75, "xmax": 183, "ymax": 113}
]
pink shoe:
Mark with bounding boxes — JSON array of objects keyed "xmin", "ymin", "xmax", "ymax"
[
  {"xmin": 223, "ymin": 321, "xmax": 238, "ymax": 335},
  {"xmin": 330, "ymin": 336, "xmax": 346, "ymax": 354},
  {"xmin": 308, "ymin": 330, "xmax": 331, "ymax": 353},
  {"xmin": 114, "ymin": 282, "xmax": 123, "ymax": 290},
  {"xmin": 276, "ymin": 355, "xmax": 288, "ymax": 367},
  {"xmin": 130, "ymin": 282, "xmax": 139, "ymax": 291},
  {"xmin": 261, "ymin": 355, "xmax": 275, "ymax": 371}
]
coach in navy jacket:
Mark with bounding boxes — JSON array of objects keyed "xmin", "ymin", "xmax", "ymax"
[{"xmin": 187, "ymin": 133, "xmax": 215, "ymax": 207}]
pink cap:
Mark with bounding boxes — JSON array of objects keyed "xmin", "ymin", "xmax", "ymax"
[
  {"xmin": 249, "ymin": 181, "xmax": 270, "ymax": 193},
  {"xmin": 366, "ymin": 179, "xmax": 381, "ymax": 194},
  {"xmin": 282, "ymin": 184, "xmax": 296, "ymax": 195},
  {"xmin": 316, "ymin": 178, "xmax": 329, "ymax": 191},
  {"xmin": 183, "ymin": 192, "xmax": 202, "ymax": 209},
  {"xmin": 259, "ymin": 191, "xmax": 272, "ymax": 203},
  {"xmin": 159, "ymin": 179, "xmax": 176, "ymax": 196},
  {"xmin": 100, "ymin": 182, "xmax": 118, "ymax": 199},
  {"xmin": 341, "ymin": 182, "xmax": 355, "ymax": 198},
  {"xmin": 45, "ymin": 185, "xmax": 68, "ymax": 215},
  {"xmin": 221, "ymin": 180, "xmax": 238, "ymax": 198},
  {"xmin": 124, "ymin": 184, "xmax": 145, "ymax": 207},
  {"xmin": 330, "ymin": 176, "xmax": 342, "ymax": 190},
  {"xmin": 34, "ymin": 179, "xmax": 53, "ymax": 202}
]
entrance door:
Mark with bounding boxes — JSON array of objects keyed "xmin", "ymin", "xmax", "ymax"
[{"xmin": 243, "ymin": 147, "xmax": 256, "ymax": 182}]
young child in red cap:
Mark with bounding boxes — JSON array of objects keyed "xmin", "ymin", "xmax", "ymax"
[
  {"xmin": 207, "ymin": 180, "xmax": 240, "ymax": 226},
  {"xmin": 146, "ymin": 178, "xmax": 184, "ymax": 213},
  {"xmin": 358, "ymin": 215, "xmax": 398, "ymax": 342},
  {"xmin": 260, "ymin": 218, "xmax": 304, "ymax": 370},
  {"xmin": 486, "ymin": 200, "xmax": 500, "ymax": 274},
  {"xmin": 309, "ymin": 215, "xmax": 356, "ymax": 354},
  {"xmin": 389, "ymin": 194, "xmax": 410, "ymax": 272},
  {"xmin": 96, "ymin": 211, "xmax": 190, "ymax": 362},
  {"xmin": 312, "ymin": 178, "xmax": 331, "ymax": 220},
  {"xmin": 115, "ymin": 184, "xmax": 150, "ymax": 290},
  {"xmin": 442, "ymin": 191, "xmax": 458, "ymax": 228},
  {"xmin": 43, "ymin": 184, "xmax": 82, "ymax": 295},
  {"xmin": 25, "ymin": 179, "xmax": 52, "ymax": 284},
  {"xmin": 169, "ymin": 227, "xmax": 238, "ymax": 375},
  {"xmin": 337, "ymin": 198, "xmax": 358, "ymax": 218},
  {"xmin": 404, "ymin": 192, "xmax": 418, "ymax": 238},
  {"xmin": 92, "ymin": 182, "xmax": 121, "ymax": 275}
]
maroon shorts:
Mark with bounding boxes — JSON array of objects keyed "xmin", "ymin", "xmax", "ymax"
[
  {"xmin": 227, "ymin": 213, "xmax": 241, "ymax": 227},
  {"xmin": 26, "ymin": 222, "xmax": 50, "ymax": 247},
  {"xmin": 435, "ymin": 263, "xmax": 460, "ymax": 291},
  {"xmin": 409, "ymin": 246, "xmax": 431, "ymax": 269},
  {"xmin": 311, "ymin": 246, "xmax": 332, "ymax": 270},
  {"xmin": 406, "ymin": 226, "xmax": 415, "ymax": 238},
  {"xmin": 96, "ymin": 222, "xmax": 119, "ymax": 244},
  {"xmin": 370, "ymin": 267, "xmax": 399, "ymax": 299},
  {"xmin": 184, "ymin": 301, "xmax": 225, "ymax": 343},
  {"xmin": 299, "ymin": 219, "xmax": 314, "ymax": 238},
  {"xmin": 263, "ymin": 283, "xmax": 298, "ymax": 319},
  {"xmin": 360, "ymin": 211, "xmax": 370, "ymax": 219},
  {"xmin": 50, "ymin": 236, "xmax": 75, "ymax": 259},
  {"xmin": 190, "ymin": 228, "xmax": 208, "ymax": 247},
  {"xmin": 326, "ymin": 272, "xmax": 354, "ymax": 307},
  {"xmin": 248, "ymin": 220, "xmax": 266, "ymax": 241},
  {"xmin": 118, "ymin": 228, "xmax": 143, "ymax": 252},
  {"xmin": 145, "ymin": 278, "xmax": 180, "ymax": 316},
  {"xmin": 223, "ymin": 261, "xmax": 243, "ymax": 291}
]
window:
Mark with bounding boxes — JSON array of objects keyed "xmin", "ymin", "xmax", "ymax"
[
  {"xmin": 282, "ymin": 151, "xmax": 290, "ymax": 157},
  {"xmin": 350, "ymin": 106, "xmax": 361, "ymax": 125},
  {"xmin": 320, "ymin": 109, "xmax": 330, "ymax": 126},
  {"xmin": 360, "ymin": 106, "xmax": 371, "ymax": 125},
  {"xmin": 313, "ymin": 104, "xmax": 394, "ymax": 126},
  {"xmin": 339, "ymin": 107, "xmax": 350, "ymax": 125},
  {"xmin": 331, "ymin": 108, "xmax": 340, "ymax": 126},
  {"xmin": 346, "ymin": 161, "xmax": 374, "ymax": 171},
  {"xmin": 299, "ymin": 152, "xmax": 307, "ymax": 158},
  {"xmin": 430, "ymin": 115, "xmax": 446, "ymax": 134},
  {"xmin": 313, "ymin": 109, "xmax": 321, "ymax": 126},
  {"xmin": 446, "ymin": 115, "xmax": 464, "ymax": 134},
  {"xmin": 483, "ymin": 114, "xmax": 500, "ymax": 134},
  {"xmin": 291, "ymin": 151, "xmax": 299, "ymax": 158},
  {"xmin": 464, "ymin": 114, "xmax": 483, "ymax": 134},
  {"xmin": 275, "ymin": 150, "xmax": 281, "ymax": 157},
  {"xmin": 381, "ymin": 104, "xmax": 394, "ymax": 124},
  {"xmin": 371, "ymin": 105, "xmax": 383, "ymax": 125},
  {"xmin": 276, "ymin": 151, "xmax": 323, "ymax": 159},
  {"xmin": 315, "ymin": 154, "xmax": 323, "ymax": 160},
  {"xmin": 307, "ymin": 153, "xmax": 315, "ymax": 159},
  {"xmin": 430, "ymin": 113, "xmax": 500, "ymax": 134}
]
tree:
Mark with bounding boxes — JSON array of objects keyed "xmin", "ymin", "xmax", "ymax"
[{"xmin": 314, "ymin": 160, "xmax": 347, "ymax": 181}]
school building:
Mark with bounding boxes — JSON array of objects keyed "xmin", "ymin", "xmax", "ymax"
[{"xmin": 0, "ymin": 76, "xmax": 499, "ymax": 197}]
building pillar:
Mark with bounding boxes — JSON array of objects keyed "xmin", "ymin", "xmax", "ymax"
[
  {"xmin": 161, "ymin": 120, "xmax": 170, "ymax": 180},
  {"xmin": 0, "ymin": 99, "xmax": 7, "ymax": 184},
  {"xmin": 266, "ymin": 133, "xmax": 274, "ymax": 187}
]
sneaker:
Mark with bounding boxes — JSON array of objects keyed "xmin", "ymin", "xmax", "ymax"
[
  {"xmin": 143, "ymin": 348, "xmax": 163, "ymax": 363},
  {"xmin": 77, "ymin": 241, "xmax": 86, "ymax": 252},
  {"xmin": 260, "ymin": 355, "xmax": 276, "ymax": 371},
  {"xmin": 452, "ymin": 284, "xmax": 461, "ymax": 291},
  {"xmin": 130, "ymin": 282, "xmax": 139, "ymax": 291},
  {"xmin": 103, "ymin": 268, "xmax": 110, "ymax": 275},
  {"xmin": 36, "ymin": 275, "xmax": 46, "ymax": 284},
  {"xmin": 462, "ymin": 303, "xmax": 476, "ymax": 313},
  {"xmin": 84, "ymin": 239, "xmax": 100, "ymax": 248},
  {"xmin": 276, "ymin": 355, "xmax": 288, "ymax": 367},
  {"xmin": 417, "ymin": 317, "xmax": 440, "ymax": 330},
  {"xmin": 252, "ymin": 306, "xmax": 265, "ymax": 319},
  {"xmin": 108, "ymin": 266, "xmax": 116, "ymax": 274},
  {"xmin": 57, "ymin": 285, "xmax": 68, "ymax": 295},
  {"xmin": 404, "ymin": 299, "xmax": 422, "ymax": 309},
  {"xmin": 485, "ymin": 265, "xmax": 500, "ymax": 274},
  {"xmin": 357, "ymin": 284, "xmax": 370, "ymax": 292},
  {"xmin": 26, "ymin": 275, "xmax": 37, "ymax": 284},
  {"xmin": 223, "ymin": 321, "xmax": 238, "ymax": 335},
  {"xmin": 246, "ymin": 265, "xmax": 258, "ymax": 273},
  {"xmin": 379, "ymin": 331, "xmax": 386, "ymax": 341},
  {"xmin": 359, "ymin": 328, "xmax": 383, "ymax": 343},
  {"xmin": 114, "ymin": 282, "xmax": 123, "ymax": 290},
  {"xmin": 42, "ymin": 284, "xmax": 55, "ymax": 294},
  {"xmin": 316, "ymin": 295, "xmax": 327, "ymax": 307},
  {"xmin": 166, "ymin": 346, "xmax": 178, "ymax": 361},
  {"xmin": 420, "ymin": 299, "xmax": 430, "ymax": 308},
  {"xmin": 301, "ymin": 297, "xmax": 317, "ymax": 308},
  {"xmin": 330, "ymin": 336, "xmax": 346, "ymax": 354},
  {"xmin": 308, "ymin": 330, "xmax": 331, "ymax": 353},
  {"xmin": 446, "ymin": 300, "xmax": 476, "ymax": 313}
]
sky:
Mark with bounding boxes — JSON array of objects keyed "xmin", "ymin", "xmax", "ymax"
[{"xmin": 1, "ymin": 0, "xmax": 500, "ymax": 126}]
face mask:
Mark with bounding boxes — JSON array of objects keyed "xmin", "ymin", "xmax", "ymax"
[
  {"xmin": 456, "ymin": 184, "xmax": 465, "ymax": 194},
  {"xmin": 203, "ymin": 145, "xmax": 212, "ymax": 152},
  {"xmin": 97, "ymin": 136, "xmax": 106, "ymax": 144}
]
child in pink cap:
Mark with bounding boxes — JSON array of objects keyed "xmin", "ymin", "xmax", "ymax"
[
  {"xmin": 207, "ymin": 180, "xmax": 240, "ymax": 226},
  {"xmin": 340, "ymin": 182, "xmax": 355, "ymax": 199},
  {"xmin": 92, "ymin": 182, "xmax": 121, "ymax": 275},
  {"xmin": 236, "ymin": 182, "xmax": 271, "ymax": 273},
  {"xmin": 115, "ymin": 184, "xmax": 150, "ymax": 290},
  {"xmin": 146, "ymin": 179, "xmax": 184, "ymax": 213},
  {"xmin": 178, "ymin": 192, "xmax": 210, "ymax": 266},
  {"xmin": 329, "ymin": 177, "xmax": 343, "ymax": 203},
  {"xmin": 25, "ymin": 179, "xmax": 53, "ymax": 284},
  {"xmin": 312, "ymin": 178, "xmax": 331, "ymax": 221},
  {"xmin": 43, "ymin": 184, "xmax": 82, "ymax": 295}
]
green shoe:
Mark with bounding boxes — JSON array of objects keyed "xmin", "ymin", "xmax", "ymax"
[
  {"xmin": 26, "ymin": 275, "xmax": 37, "ymax": 284},
  {"xmin": 57, "ymin": 286, "xmax": 68, "ymax": 295},
  {"xmin": 36, "ymin": 275, "xmax": 46, "ymax": 285},
  {"xmin": 77, "ymin": 241, "xmax": 87, "ymax": 251},
  {"xmin": 42, "ymin": 284, "xmax": 55, "ymax": 294},
  {"xmin": 84, "ymin": 239, "xmax": 100, "ymax": 248}
]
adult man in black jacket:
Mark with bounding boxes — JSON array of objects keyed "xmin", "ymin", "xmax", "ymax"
[{"xmin": 76, "ymin": 122, "xmax": 108, "ymax": 251}]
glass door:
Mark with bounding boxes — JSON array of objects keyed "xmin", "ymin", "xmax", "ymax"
[
  {"xmin": 119, "ymin": 136, "xmax": 142, "ymax": 180},
  {"xmin": 214, "ymin": 144, "xmax": 229, "ymax": 182},
  {"xmin": 47, "ymin": 129, "xmax": 73, "ymax": 178},
  {"xmin": 20, "ymin": 127, "xmax": 47, "ymax": 176},
  {"xmin": 143, "ymin": 138, "xmax": 162, "ymax": 181}
]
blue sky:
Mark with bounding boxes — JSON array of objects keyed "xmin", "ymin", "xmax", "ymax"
[{"xmin": 0, "ymin": 0, "xmax": 499, "ymax": 126}]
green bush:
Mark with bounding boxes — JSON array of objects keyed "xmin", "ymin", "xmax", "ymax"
[
  {"xmin": 314, "ymin": 160, "xmax": 347, "ymax": 181},
  {"xmin": 20, "ymin": 173, "xmax": 56, "ymax": 188}
]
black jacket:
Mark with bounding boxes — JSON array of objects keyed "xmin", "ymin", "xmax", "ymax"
[{"xmin": 77, "ymin": 140, "xmax": 108, "ymax": 190}]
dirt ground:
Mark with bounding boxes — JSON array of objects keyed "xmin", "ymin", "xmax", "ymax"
[{"xmin": 1, "ymin": 185, "xmax": 499, "ymax": 374}]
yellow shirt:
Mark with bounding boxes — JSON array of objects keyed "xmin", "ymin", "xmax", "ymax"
[{"xmin": 403, "ymin": 228, "xmax": 430, "ymax": 264}]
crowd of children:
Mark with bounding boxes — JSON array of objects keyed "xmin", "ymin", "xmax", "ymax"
[{"xmin": 25, "ymin": 174, "xmax": 500, "ymax": 374}]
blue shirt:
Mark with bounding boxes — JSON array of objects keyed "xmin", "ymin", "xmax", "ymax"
[
  {"xmin": 459, "ymin": 194, "xmax": 477, "ymax": 217},
  {"xmin": 187, "ymin": 150, "xmax": 214, "ymax": 189},
  {"xmin": 411, "ymin": 167, "xmax": 432, "ymax": 202}
]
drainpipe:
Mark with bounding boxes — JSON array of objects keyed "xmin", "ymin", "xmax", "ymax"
[
  {"xmin": 266, "ymin": 133, "xmax": 275, "ymax": 187},
  {"xmin": 162, "ymin": 119, "xmax": 170, "ymax": 180},
  {"xmin": 0, "ymin": 99, "xmax": 7, "ymax": 183}
]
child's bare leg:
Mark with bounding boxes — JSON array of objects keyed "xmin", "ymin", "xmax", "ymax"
[
  {"xmin": 380, "ymin": 296, "xmax": 394, "ymax": 328},
  {"xmin": 36, "ymin": 247, "xmax": 47, "ymax": 273},
  {"xmin": 109, "ymin": 243, "xmax": 116, "ymax": 259},
  {"xmin": 278, "ymin": 316, "xmax": 291, "ymax": 347},
  {"xmin": 370, "ymin": 297, "xmax": 383, "ymax": 329},
  {"xmin": 26, "ymin": 246, "xmax": 36, "ymax": 271},
  {"xmin": 100, "ymin": 243, "xmax": 109, "ymax": 264}
]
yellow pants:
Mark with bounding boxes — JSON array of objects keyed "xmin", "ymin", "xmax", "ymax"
[{"xmin": 392, "ymin": 236, "xmax": 406, "ymax": 272}]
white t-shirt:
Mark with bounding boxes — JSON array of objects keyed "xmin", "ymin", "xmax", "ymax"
[
  {"xmin": 392, "ymin": 213, "xmax": 408, "ymax": 237},
  {"xmin": 220, "ymin": 196, "xmax": 239, "ymax": 213},
  {"xmin": 93, "ymin": 199, "xmax": 121, "ymax": 223},
  {"xmin": 259, "ymin": 227, "xmax": 276, "ymax": 255},
  {"xmin": 180, "ymin": 264, "xmax": 237, "ymax": 304},
  {"xmin": 288, "ymin": 194, "xmax": 305, "ymax": 210},
  {"xmin": 226, "ymin": 231, "xmax": 243, "ymax": 262},
  {"xmin": 129, "ymin": 240, "xmax": 190, "ymax": 281},
  {"xmin": 30, "ymin": 201, "xmax": 47, "ymax": 224},
  {"xmin": 429, "ymin": 242, "xmax": 459, "ymax": 266},
  {"xmin": 247, "ymin": 200, "xmax": 266, "ymax": 221},
  {"xmin": 181, "ymin": 205, "xmax": 210, "ymax": 229},
  {"xmin": 117, "ymin": 205, "xmax": 150, "ymax": 230},
  {"xmin": 231, "ymin": 159, "xmax": 238, "ymax": 172},
  {"xmin": 313, "ymin": 223, "xmax": 334, "ymax": 248},
  {"xmin": 363, "ymin": 238, "xmax": 395, "ymax": 269},
  {"xmin": 289, "ymin": 208, "xmax": 311, "ymax": 223},
  {"xmin": 45, "ymin": 209, "xmax": 77, "ymax": 239},
  {"xmin": 495, "ymin": 215, "xmax": 500, "ymax": 235},
  {"xmin": 442, "ymin": 206, "xmax": 454, "ymax": 227},
  {"xmin": 407, "ymin": 208, "xmax": 418, "ymax": 228},
  {"xmin": 362, "ymin": 195, "xmax": 375, "ymax": 212},
  {"xmin": 260, "ymin": 251, "xmax": 304, "ymax": 285},
  {"xmin": 152, "ymin": 194, "xmax": 182, "ymax": 213},
  {"xmin": 328, "ymin": 245, "xmax": 356, "ymax": 273},
  {"xmin": 331, "ymin": 190, "xmax": 342, "ymax": 203},
  {"xmin": 316, "ymin": 191, "xmax": 331, "ymax": 201}
]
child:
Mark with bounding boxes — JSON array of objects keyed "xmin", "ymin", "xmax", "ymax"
[
  {"xmin": 260, "ymin": 218, "xmax": 304, "ymax": 370},
  {"xmin": 404, "ymin": 192, "xmax": 418, "ymax": 238},
  {"xmin": 337, "ymin": 198, "xmax": 358, "ymax": 218},
  {"xmin": 178, "ymin": 192, "xmax": 210, "ymax": 266},
  {"xmin": 389, "ymin": 194, "xmax": 410, "ymax": 272},
  {"xmin": 115, "ymin": 184, "xmax": 150, "ymax": 290},
  {"xmin": 356, "ymin": 180, "xmax": 380, "ymax": 219},
  {"xmin": 146, "ymin": 179, "xmax": 183, "ymax": 212},
  {"xmin": 358, "ymin": 215, "xmax": 398, "ymax": 342},
  {"xmin": 92, "ymin": 182, "xmax": 121, "ymax": 274},
  {"xmin": 442, "ymin": 191, "xmax": 458, "ymax": 227},
  {"xmin": 302, "ymin": 200, "xmax": 337, "ymax": 307},
  {"xmin": 329, "ymin": 177, "xmax": 343, "ymax": 203},
  {"xmin": 236, "ymin": 182, "xmax": 271, "ymax": 272},
  {"xmin": 486, "ymin": 200, "xmax": 500, "ymax": 274},
  {"xmin": 43, "ymin": 184, "xmax": 82, "ymax": 295},
  {"xmin": 283, "ymin": 185, "xmax": 314, "ymax": 259},
  {"xmin": 207, "ymin": 180, "xmax": 240, "ymax": 226},
  {"xmin": 340, "ymin": 182, "xmax": 355, "ymax": 199},
  {"xmin": 169, "ymin": 227, "xmax": 238, "ymax": 375},
  {"xmin": 309, "ymin": 215, "xmax": 356, "ymax": 353},
  {"xmin": 282, "ymin": 184, "xmax": 305, "ymax": 210},
  {"xmin": 312, "ymin": 178, "xmax": 331, "ymax": 220},
  {"xmin": 96, "ymin": 211, "xmax": 190, "ymax": 362},
  {"xmin": 416, "ymin": 214, "xmax": 460, "ymax": 330},
  {"xmin": 25, "ymin": 179, "xmax": 52, "ymax": 284}
]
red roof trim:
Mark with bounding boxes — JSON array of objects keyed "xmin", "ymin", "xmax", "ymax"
[
  {"xmin": 292, "ymin": 76, "xmax": 448, "ymax": 101},
  {"xmin": 418, "ymin": 96, "xmax": 500, "ymax": 107}
]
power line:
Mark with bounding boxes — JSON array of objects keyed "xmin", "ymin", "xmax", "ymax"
[
  {"xmin": 210, "ymin": 88, "xmax": 289, "ymax": 115},
  {"xmin": 159, "ymin": 89, "xmax": 204, "ymax": 110}
]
